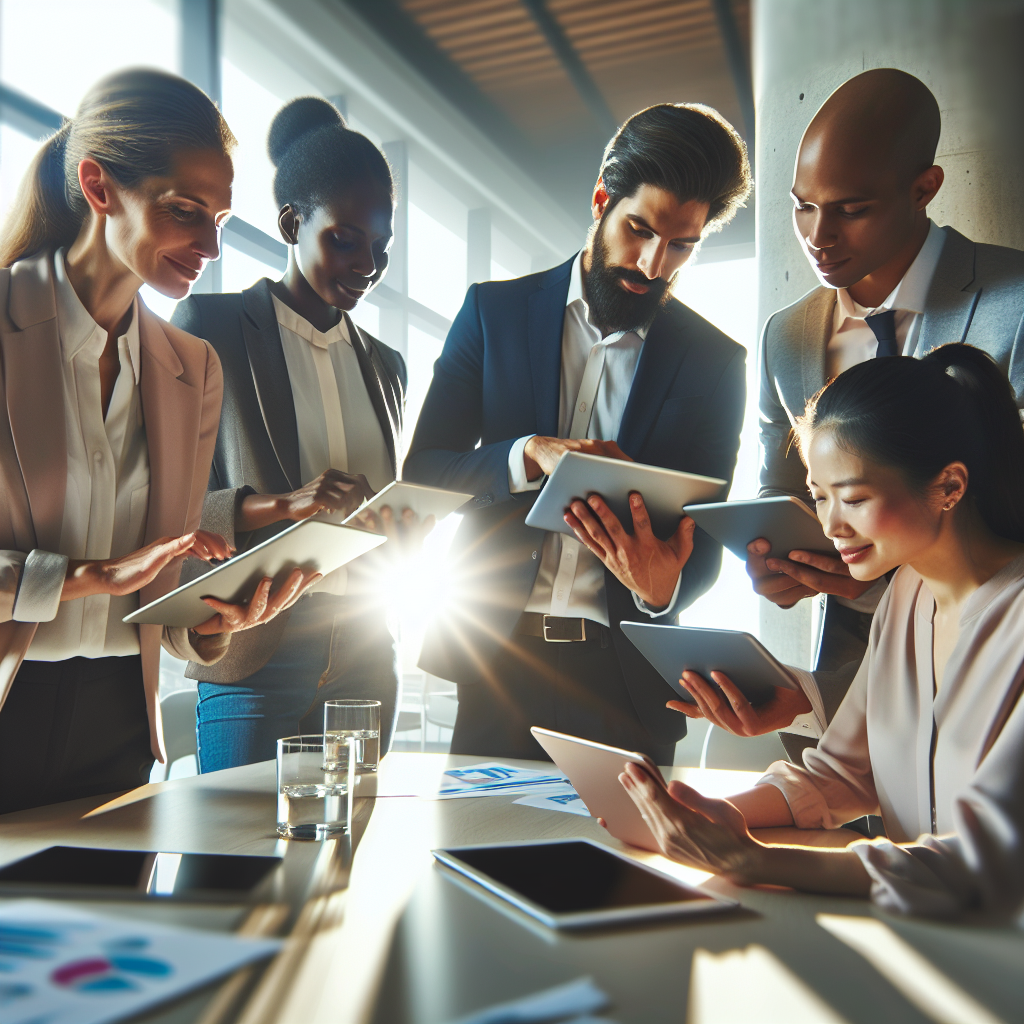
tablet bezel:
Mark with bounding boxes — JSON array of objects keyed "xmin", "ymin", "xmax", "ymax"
[{"xmin": 432, "ymin": 838, "xmax": 737, "ymax": 930}]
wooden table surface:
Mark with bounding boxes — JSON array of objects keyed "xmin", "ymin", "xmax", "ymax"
[{"xmin": 1, "ymin": 753, "xmax": 1020, "ymax": 1024}]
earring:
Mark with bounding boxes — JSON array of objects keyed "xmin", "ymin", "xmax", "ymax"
[{"xmin": 942, "ymin": 501, "xmax": 955, "ymax": 511}]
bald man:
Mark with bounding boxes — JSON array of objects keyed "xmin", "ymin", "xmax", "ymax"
[{"xmin": 680, "ymin": 69, "xmax": 1024, "ymax": 759}]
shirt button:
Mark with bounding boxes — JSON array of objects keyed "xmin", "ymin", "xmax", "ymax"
[
  {"xmin": 578, "ymin": 402, "xmax": 587, "ymax": 413},
  {"xmin": 556, "ymin": 589, "xmax": 564, "ymax": 599},
  {"xmin": 531, "ymin": 551, "xmax": 538, "ymax": 560},
  {"xmin": 93, "ymin": 451, "xmax": 102, "ymax": 462}
]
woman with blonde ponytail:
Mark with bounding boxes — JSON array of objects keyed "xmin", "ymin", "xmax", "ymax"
[{"xmin": 0, "ymin": 69, "xmax": 318, "ymax": 814}]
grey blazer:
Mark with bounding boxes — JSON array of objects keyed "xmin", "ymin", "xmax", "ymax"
[
  {"xmin": 170, "ymin": 278, "xmax": 407, "ymax": 683},
  {"xmin": 757, "ymin": 226, "xmax": 1024, "ymax": 731}
]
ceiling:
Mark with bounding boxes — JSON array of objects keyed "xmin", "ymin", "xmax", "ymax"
[{"xmin": 340, "ymin": 0, "xmax": 753, "ymax": 246}]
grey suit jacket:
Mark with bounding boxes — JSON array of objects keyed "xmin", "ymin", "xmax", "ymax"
[
  {"xmin": 757, "ymin": 226, "xmax": 1024, "ymax": 726},
  {"xmin": 170, "ymin": 279, "xmax": 407, "ymax": 683}
]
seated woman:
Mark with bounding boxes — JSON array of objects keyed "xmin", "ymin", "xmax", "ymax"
[{"xmin": 619, "ymin": 343, "xmax": 1024, "ymax": 918}]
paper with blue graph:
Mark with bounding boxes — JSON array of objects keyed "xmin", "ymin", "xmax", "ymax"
[
  {"xmin": 436, "ymin": 762, "xmax": 567, "ymax": 799},
  {"xmin": 0, "ymin": 899, "xmax": 280, "ymax": 1024}
]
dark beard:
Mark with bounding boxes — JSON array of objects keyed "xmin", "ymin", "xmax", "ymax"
[{"xmin": 583, "ymin": 221, "xmax": 674, "ymax": 334}]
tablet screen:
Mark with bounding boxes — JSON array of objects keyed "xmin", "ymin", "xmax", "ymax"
[{"xmin": 445, "ymin": 841, "xmax": 712, "ymax": 913}]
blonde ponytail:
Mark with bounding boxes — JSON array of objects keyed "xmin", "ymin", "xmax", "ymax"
[{"xmin": 0, "ymin": 68, "xmax": 235, "ymax": 268}]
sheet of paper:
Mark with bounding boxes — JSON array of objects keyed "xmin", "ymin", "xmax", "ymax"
[
  {"xmin": 436, "ymin": 762, "xmax": 567, "ymax": 799},
  {"xmin": 447, "ymin": 975, "xmax": 611, "ymax": 1024},
  {"xmin": 0, "ymin": 899, "xmax": 281, "ymax": 1024},
  {"xmin": 513, "ymin": 784, "xmax": 591, "ymax": 817}
]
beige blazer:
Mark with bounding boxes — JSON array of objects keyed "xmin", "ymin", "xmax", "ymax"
[{"xmin": 0, "ymin": 252, "xmax": 224, "ymax": 761}]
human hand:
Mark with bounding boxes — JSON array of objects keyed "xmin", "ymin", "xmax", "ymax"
[
  {"xmin": 523, "ymin": 436, "xmax": 632, "ymax": 481},
  {"xmin": 191, "ymin": 566, "xmax": 322, "ymax": 635},
  {"xmin": 285, "ymin": 469, "xmax": 376, "ymax": 522},
  {"xmin": 746, "ymin": 538, "xmax": 874, "ymax": 607},
  {"xmin": 618, "ymin": 761, "xmax": 763, "ymax": 883},
  {"xmin": 667, "ymin": 670, "xmax": 811, "ymax": 736},
  {"xmin": 351, "ymin": 505, "xmax": 436, "ymax": 558},
  {"xmin": 63, "ymin": 530, "xmax": 234, "ymax": 601},
  {"xmin": 565, "ymin": 492, "xmax": 694, "ymax": 608}
]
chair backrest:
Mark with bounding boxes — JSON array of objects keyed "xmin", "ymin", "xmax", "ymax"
[
  {"xmin": 425, "ymin": 692, "xmax": 458, "ymax": 730},
  {"xmin": 701, "ymin": 726, "xmax": 788, "ymax": 772},
  {"xmin": 160, "ymin": 688, "xmax": 199, "ymax": 767}
]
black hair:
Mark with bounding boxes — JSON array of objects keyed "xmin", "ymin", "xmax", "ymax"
[
  {"xmin": 598, "ymin": 103, "xmax": 751, "ymax": 235},
  {"xmin": 795, "ymin": 344, "xmax": 1024, "ymax": 543},
  {"xmin": 268, "ymin": 96, "xmax": 393, "ymax": 217}
]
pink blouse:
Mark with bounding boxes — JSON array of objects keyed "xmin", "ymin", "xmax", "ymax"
[{"xmin": 761, "ymin": 554, "xmax": 1024, "ymax": 918}]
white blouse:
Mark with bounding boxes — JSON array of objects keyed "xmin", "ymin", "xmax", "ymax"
[{"xmin": 761, "ymin": 554, "xmax": 1024, "ymax": 918}]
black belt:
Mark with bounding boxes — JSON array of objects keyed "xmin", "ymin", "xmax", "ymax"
[{"xmin": 516, "ymin": 613, "xmax": 607, "ymax": 644}]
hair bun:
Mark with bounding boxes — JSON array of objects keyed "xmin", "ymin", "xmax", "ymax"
[{"xmin": 268, "ymin": 96, "xmax": 345, "ymax": 167}]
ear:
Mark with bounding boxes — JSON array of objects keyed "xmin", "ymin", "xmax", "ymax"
[
  {"xmin": 591, "ymin": 178, "xmax": 611, "ymax": 222},
  {"xmin": 278, "ymin": 205, "xmax": 300, "ymax": 245},
  {"xmin": 936, "ymin": 461, "xmax": 968, "ymax": 512},
  {"xmin": 911, "ymin": 165, "xmax": 944, "ymax": 211},
  {"xmin": 77, "ymin": 158, "xmax": 117, "ymax": 217}
]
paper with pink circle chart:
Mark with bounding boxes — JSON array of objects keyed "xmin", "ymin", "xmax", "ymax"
[{"xmin": 0, "ymin": 898, "xmax": 281, "ymax": 1024}]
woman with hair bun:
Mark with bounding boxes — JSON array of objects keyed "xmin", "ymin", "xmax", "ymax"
[
  {"xmin": 0, "ymin": 69, "xmax": 317, "ymax": 814},
  {"xmin": 618, "ymin": 344, "xmax": 1024, "ymax": 919},
  {"xmin": 173, "ymin": 96, "xmax": 414, "ymax": 772}
]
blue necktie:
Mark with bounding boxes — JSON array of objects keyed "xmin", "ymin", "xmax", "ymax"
[{"xmin": 865, "ymin": 309, "xmax": 899, "ymax": 358}]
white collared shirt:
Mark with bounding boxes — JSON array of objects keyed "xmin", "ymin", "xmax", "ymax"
[
  {"xmin": 507, "ymin": 251, "xmax": 681, "ymax": 626},
  {"xmin": 826, "ymin": 219, "xmax": 946, "ymax": 379},
  {"xmin": 27, "ymin": 251, "xmax": 151, "ymax": 660},
  {"xmin": 272, "ymin": 294, "xmax": 394, "ymax": 596}
]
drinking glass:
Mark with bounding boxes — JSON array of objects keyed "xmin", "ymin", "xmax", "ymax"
[
  {"xmin": 276, "ymin": 735, "xmax": 354, "ymax": 839},
  {"xmin": 323, "ymin": 699, "xmax": 381, "ymax": 773}
]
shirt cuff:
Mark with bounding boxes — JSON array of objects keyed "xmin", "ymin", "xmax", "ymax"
[
  {"xmin": 777, "ymin": 665, "xmax": 827, "ymax": 736},
  {"xmin": 13, "ymin": 549, "xmax": 68, "ymax": 623},
  {"xmin": 835, "ymin": 576, "xmax": 888, "ymax": 614},
  {"xmin": 633, "ymin": 569, "xmax": 683, "ymax": 618},
  {"xmin": 508, "ymin": 435, "xmax": 542, "ymax": 494}
]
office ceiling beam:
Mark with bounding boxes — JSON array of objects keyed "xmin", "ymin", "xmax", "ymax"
[
  {"xmin": 519, "ymin": 0, "xmax": 618, "ymax": 140},
  {"xmin": 710, "ymin": 0, "xmax": 755, "ymax": 160}
]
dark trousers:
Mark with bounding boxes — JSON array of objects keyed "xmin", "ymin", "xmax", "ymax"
[
  {"xmin": 451, "ymin": 628, "xmax": 676, "ymax": 765},
  {"xmin": 0, "ymin": 655, "xmax": 152, "ymax": 815},
  {"xmin": 196, "ymin": 594, "xmax": 399, "ymax": 773}
]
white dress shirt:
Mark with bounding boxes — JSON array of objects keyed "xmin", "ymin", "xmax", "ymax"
[
  {"xmin": 273, "ymin": 295, "xmax": 394, "ymax": 595},
  {"xmin": 826, "ymin": 219, "xmax": 946, "ymax": 379},
  {"xmin": 507, "ymin": 252, "xmax": 682, "ymax": 625},
  {"xmin": 762, "ymin": 554, "xmax": 1024, "ymax": 918},
  {"xmin": 27, "ymin": 252, "xmax": 151, "ymax": 660}
]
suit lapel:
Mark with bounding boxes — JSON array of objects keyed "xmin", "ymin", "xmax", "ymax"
[
  {"xmin": 348, "ymin": 314, "xmax": 402, "ymax": 478},
  {"xmin": 138, "ymin": 307, "xmax": 200, "ymax": 607},
  {"xmin": 241, "ymin": 281, "xmax": 301, "ymax": 489},
  {"xmin": 616, "ymin": 305, "xmax": 690, "ymax": 455},
  {"xmin": 527, "ymin": 259, "xmax": 573, "ymax": 437},
  {"xmin": 915, "ymin": 227, "xmax": 979, "ymax": 357},
  {"xmin": 4, "ymin": 255, "xmax": 67, "ymax": 551},
  {"xmin": 799, "ymin": 288, "xmax": 834, "ymax": 405}
]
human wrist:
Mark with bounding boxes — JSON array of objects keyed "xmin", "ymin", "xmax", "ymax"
[{"xmin": 62, "ymin": 559, "xmax": 108, "ymax": 601}]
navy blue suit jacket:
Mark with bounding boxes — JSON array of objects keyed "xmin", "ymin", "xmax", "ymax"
[{"xmin": 403, "ymin": 257, "xmax": 746, "ymax": 745}]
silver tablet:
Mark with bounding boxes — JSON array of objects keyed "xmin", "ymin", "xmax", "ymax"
[
  {"xmin": 684, "ymin": 495, "xmax": 831, "ymax": 560},
  {"xmin": 339, "ymin": 480, "xmax": 473, "ymax": 526},
  {"xmin": 525, "ymin": 452, "xmax": 726, "ymax": 539},
  {"xmin": 530, "ymin": 726, "xmax": 661, "ymax": 852},
  {"xmin": 123, "ymin": 520, "xmax": 385, "ymax": 628},
  {"xmin": 620, "ymin": 622, "xmax": 798, "ymax": 706},
  {"xmin": 432, "ymin": 838, "xmax": 737, "ymax": 930}
]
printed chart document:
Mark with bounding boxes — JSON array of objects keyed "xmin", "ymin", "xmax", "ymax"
[
  {"xmin": 513, "ymin": 783, "xmax": 591, "ymax": 817},
  {"xmin": 0, "ymin": 899, "xmax": 280, "ymax": 1024},
  {"xmin": 436, "ymin": 762, "xmax": 567, "ymax": 799}
]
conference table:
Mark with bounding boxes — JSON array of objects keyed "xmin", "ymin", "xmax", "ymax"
[{"xmin": 0, "ymin": 753, "xmax": 1020, "ymax": 1024}]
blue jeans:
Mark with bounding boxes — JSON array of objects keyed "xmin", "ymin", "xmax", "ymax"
[{"xmin": 196, "ymin": 595, "xmax": 398, "ymax": 772}]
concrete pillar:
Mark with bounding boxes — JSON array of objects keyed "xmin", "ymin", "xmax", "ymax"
[
  {"xmin": 752, "ymin": 0, "xmax": 1024, "ymax": 666},
  {"xmin": 381, "ymin": 140, "xmax": 409, "ymax": 360},
  {"xmin": 466, "ymin": 208, "xmax": 491, "ymax": 288}
]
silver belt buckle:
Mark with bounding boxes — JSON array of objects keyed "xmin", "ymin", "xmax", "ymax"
[{"xmin": 542, "ymin": 614, "xmax": 585, "ymax": 642}]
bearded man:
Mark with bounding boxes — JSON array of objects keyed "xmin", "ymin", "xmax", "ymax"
[{"xmin": 404, "ymin": 103, "xmax": 751, "ymax": 762}]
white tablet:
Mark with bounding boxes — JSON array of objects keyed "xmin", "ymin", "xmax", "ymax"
[
  {"xmin": 530, "ymin": 726, "xmax": 662, "ymax": 852},
  {"xmin": 684, "ymin": 495, "xmax": 831, "ymax": 560},
  {"xmin": 338, "ymin": 480, "xmax": 473, "ymax": 526},
  {"xmin": 620, "ymin": 622, "xmax": 798, "ymax": 707},
  {"xmin": 524, "ymin": 452, "xmax": 726, "ymax": 539},
  {"xmin": 123, "ymin": 519, "xmax": 385, "ymax": 628},
  {"xmin": 432, "ymin": 838, "xmax": 737, "ymax": 930}
]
